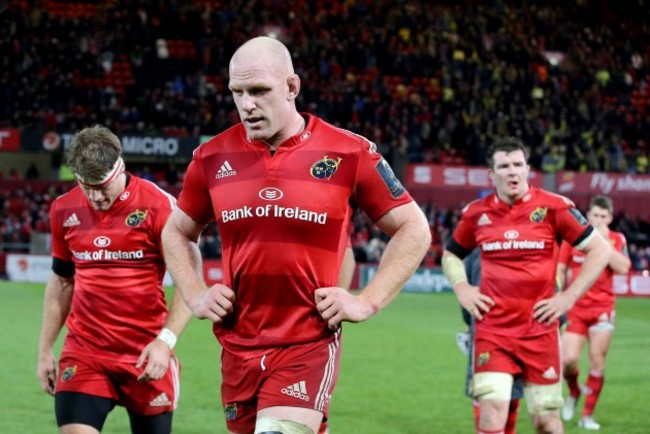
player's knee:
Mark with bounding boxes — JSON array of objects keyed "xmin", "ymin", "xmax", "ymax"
[
  {"xmin": 590, "ymin": 356, "xmax": 607, "ymax": 371},
  {"xmin": 531, "ymin": 412, "xmax": 562, "ymax": 433},
  {"xmin": 562, "ymin": 356, "xmax": 580, "ymax": 369},
  {"xmin": 471, "ymin": 372, "xmax": 513, "ymax": 400},
  {"xmin": 523, "ymin": 382, "xmax": 563, "ymax": 416},
  {"xmin": 254, "ymin": 417, "xmax": 315, "ymax": 434}
]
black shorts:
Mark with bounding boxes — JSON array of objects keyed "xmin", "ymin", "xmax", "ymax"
[{"xmin": 55, "ymin": 391, "xmax": 173, "ymax": 434}]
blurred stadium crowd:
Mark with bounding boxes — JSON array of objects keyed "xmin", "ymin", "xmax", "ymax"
[
  {"xmin": 1, "ymin": 0, "xmax": 650, "ymax": 271},
  {"xmin": 2, "ymin": 0, "xmax": 649, "ymax": 172},
  {"xmin": 1, "ymin": 182, "xmax": 649, "ymax": 272}
]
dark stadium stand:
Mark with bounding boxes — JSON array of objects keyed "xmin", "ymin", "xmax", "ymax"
[{"xmin": 1, "ymin": 1, "xmax": 649, "ymax": 271}]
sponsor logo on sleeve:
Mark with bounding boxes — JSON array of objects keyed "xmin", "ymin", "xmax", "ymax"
[
  {"xmin": 375, "ymin": 158, "xmax": 405, "ymax": 199},
  {"xmin": 568, "ymin": 207, "xmax": 588, "ymax": 226}
]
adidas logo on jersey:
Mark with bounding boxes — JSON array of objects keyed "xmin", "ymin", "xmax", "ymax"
[
  {"xmin": 149, "ymin": 392, "xmax": 171, "ymax": 407},
  {"xmin": 281, "ymin": 380, "xmax": 310, "ymax": 402},
  {"xmin": 477, "ymin": 213, "xmax": 492, "ymax": 226},
  {"xmin": 216, "ymin": 161, "xmax": 237, "ymax": 179},
  {"xmin": 542, "ymin": 367, "xmax": 558, "ymax": 380},
  {"xmin": 63, "ymin": 213, "xmax": 81, "ymax": 227}
]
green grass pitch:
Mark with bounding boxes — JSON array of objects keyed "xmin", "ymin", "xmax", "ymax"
[{"xmin": 1, "ymin": 281, "xmax": 648, "ymax": 433}]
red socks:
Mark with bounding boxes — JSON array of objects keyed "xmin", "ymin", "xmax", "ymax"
[
  {"xmin": 583, "ymin": 371, "xmax": 604, "ymax": 416},
  {"xmin": 505, "ymin": 399, "xmax": 520, "ymax": 434},
  {"xmin": 564, "ymin": 366, "xmax": 581, "ymax": 398},
  {"xmin": 473, "ymin": 398, "xmax": 519, "ymax": 434}
]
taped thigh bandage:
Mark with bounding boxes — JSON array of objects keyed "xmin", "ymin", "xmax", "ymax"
[
  {"xmin": 523, "ymin": 382, "xmax": 563, "ymax": 415},
  {"xmin": 471, "ymin": 372, "xmax": 513, "ymax": 400},
  {"xmin": 254, "ymin": 417, "xmax": 315, "ymax": 434}
]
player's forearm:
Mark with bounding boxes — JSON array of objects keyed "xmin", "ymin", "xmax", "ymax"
[
  {"xmin": 609, "ymin": 249, "xmax": 631, "ymax": 274},
  {"xmin": 39, "ymin": 275, "xmax": 73, "ymax": 353},
  {"xmin": 359, "ymin": 212, "xmax": 430, "ymax": 313},
  {"xmin": 161, "ymin": 287, "xmax": 194, "ymax": 338},
  {"xmin": 162, "ymin": 227, "xmax": 207, "ymax": 304},
  {"xmin": 565, "ymin": 237, "xmax": 611, "ymax": 301},
  {"xmin": 442, "ymin": 251, "xmax": 469, "ymax": 289},
  {"xmin": 556, "ymin": 264, "xmax": 567, "ymax": 290}
]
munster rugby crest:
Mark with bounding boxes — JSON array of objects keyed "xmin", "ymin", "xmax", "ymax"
[
  {"xmin": 61, "ymin": 365, "xmax": 77, "ymax": 382},
  {"xmin": 224, "ymin": 404, "xmax": 237, "ymax": 421},
  {"xmin": 530, "ymin": 207, "xmax": 548, "ymax": 223},
  {"xmin": 310, "ymin": 155, "xmax": 342, "ymax": 180},
  {"xmin": 126, "ymin": 209, "xmax": 148, "ymax": 227}
]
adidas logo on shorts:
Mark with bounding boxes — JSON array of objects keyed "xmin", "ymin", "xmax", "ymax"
[
  {"xmin": 542, "ymin": 367, "xmax": 558, "ymax": 380},
  {"xmin": 281, "ymin": 380, "xmax": 310, "ymax": 402},
  {"xmin": 149, "ymin": 392, "xmax": 171, "ymax": 407}
]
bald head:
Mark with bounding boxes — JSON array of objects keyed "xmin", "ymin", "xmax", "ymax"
[
  {"xmin": 227, "ymin": 36, "xmax": 303, "ymax": 148},
  {"xmin": 230, "ymin": 36, "xmax": 294, "ymax": 77}
]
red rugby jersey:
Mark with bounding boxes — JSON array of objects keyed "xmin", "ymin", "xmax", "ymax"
[
  {"xmin": 177, "ymin": 113, "xmax": 412, "ymax": 355},
  {"xmin": 558, "ymin": 231, "xmax": 626, "ymax": 309},
  {"xmin": 50, "ymin": 175, "xmax": 175, "ymax": 362},
  {"xmin": 451, "ymin": 187, "xmax": 592, "ymax": 337}
]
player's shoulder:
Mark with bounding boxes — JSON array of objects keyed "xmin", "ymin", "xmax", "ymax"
[
  {"xmin": 533, "ymin": 187, "xmax": 576, "ymax": 210},
  {"xmin": 133, "ymin": 176, "xmax": 176, "ymax": 208},
  {"xmin": 51, "ymin": 185, "xmax": 83, "ymax": 210},
  {"xmin": 460, "ymin": 195, "xmax": 493, "ymax": 217},
  {"xmin": 609, "ymin": 230, "xmax": 627, "ymax": 244},
  {"xmin": 192, "ymin": 124, "xmax": 243, "ymax": 158},
  {"xmin": 312, "ymin": 115, "xmax": 378, "ymax": 153}
]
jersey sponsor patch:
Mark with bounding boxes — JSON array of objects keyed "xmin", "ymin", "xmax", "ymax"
[
  {"xmin": 375, "ymin": 158, "xmax": 405, "ymax": 198},
  {"xmin": 568, "ymin": 208, "xmax": 588, "ymax": 226}
]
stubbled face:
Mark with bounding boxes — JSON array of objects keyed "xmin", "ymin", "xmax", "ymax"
[
  {"xmin": 228, "ymin": 55, "xmax": 297, "ymax": 147},
  {"xmin": 79, "ymin": 174, "xmax": 124, "ymax": 210},
  {"xmin": 489, "ymin": 150, "xmax": 530, "ymax": 204},
  {"xmin": 587, "ymin": 205, "xmax": 612, "ymax": 233}
]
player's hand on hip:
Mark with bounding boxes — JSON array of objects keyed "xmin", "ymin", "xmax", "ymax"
[
  {"xmin": 315, "ymin": 287, "xmax": 374, "ymax": 330},
  {"xmin": 190, "ymin": 284, "xmax": 235, "ymax": 323},
  {"xmin": 136, "ymin": 339, "xmax": 171, "ymax": 382},
  {"xmin": 533, "ymin": 292, "xmax": 573, "ymax": 324},
  {"xmin": 455, "ymin": 283, "xmax": 495, "ymax": 321},
  {"xmin": 36, "ymin": 350, "xmax": 57, "ymax": 395}
]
